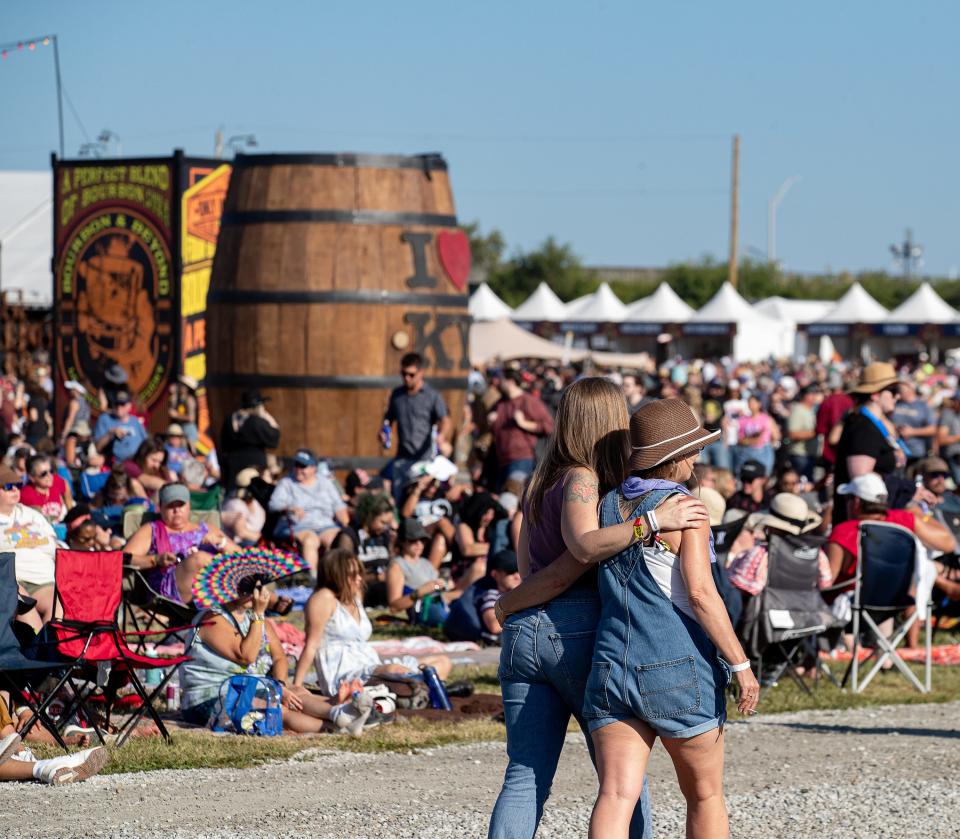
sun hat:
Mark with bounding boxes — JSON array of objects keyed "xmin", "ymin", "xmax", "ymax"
[
  {"xmin": 158, "ymin": 483, "xmax": 191, "ymax": 507},
  {"xmin": 64, "ymin": 380, "xmax": 87, "ymax": 395},
  {"xmin": 179, "ymin": 374, "xmax": 199, "ymax": 391},
  {"xmin": 697, "ymin": 486, "xmax": 727, "ymax": 527},
  {"xmin": 105, "ymin": 364, "xmax": 128, "ymax": 386},
  {"xmin": 426, "ymin": 456, "xmax": 457, "ymax": 483},
  {"xmin": 166, "ymin": 423, "xmax": 186, "ymax": 437},
  {"xmin": 836, "ymin": 472, "xmax": 888, "ymax": 503},
  {"xmin": 750, "ymin": 493, "xmax": 822, "ymax": 536},
  {"xmin": 848, "ymin": 362, "xmax": 900, "ymax": 395},
  {"xmin": 918, "ymin": 456, "xmax": 950, "ymax": 475},
  {"xmin": 629, "ymin": 398, "xmax": 720, "ymax": 471}
]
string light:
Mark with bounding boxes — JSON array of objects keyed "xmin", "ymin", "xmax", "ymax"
[{"xmin": 0, "ymin": 35, "xmax": 55, "ymax": 62}]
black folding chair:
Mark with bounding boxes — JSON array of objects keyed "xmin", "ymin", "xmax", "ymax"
[
  {"xmin": 0, "ymin": 552, "xmax": 73, "ymax": 749},
  {"xmin": 844, "ymin": 521, "xmax": 931, "ymax": 694},
  {"xmin": 121, "ymin": 565, "xmax": 197, "ymax": 652},
  {"xmin": 752, "ymin": 533, "xmax": 843, "ymax": 695}
]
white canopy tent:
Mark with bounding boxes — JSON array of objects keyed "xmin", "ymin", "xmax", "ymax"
[
  {"xmin": 815, "ymin": 282, "xmax": 888, "ymax": 323},
  {"xmin": 688, "ymin": 282, "xmax": 786, "ymax": 360},
  {"xmin": 510, "ymin": 281, "xmax": 568, "ymax": 322},
  {"xmin": 563, "ymin": 282, "xmax": 627, "ymax": 322},
  {"xmin": 752, "ymin": 297, "xmax": 834, "ymax": 359},
  {"xmin": 0, "ymin": 171, "xmax": 53, "ymax": 307},
  {"xmin": 468, "ymin": 282, "xmax": 513, "ymax": 321},
  {"xmin": 624, "ymin": 282, "xmax": 696, "ymax": 322},
  {"xmin": 886, "ymin": 282, "xmax": 960, "ymax": 324}
]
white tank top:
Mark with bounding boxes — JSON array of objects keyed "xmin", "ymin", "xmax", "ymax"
[{"xmin": 643, "ymin": 540, "xmax": 695, "ymax": 620}]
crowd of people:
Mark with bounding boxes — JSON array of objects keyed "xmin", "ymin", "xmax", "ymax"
[{"xmin": 2, "ymin": 345, "xmax": 960, "ymax": 799}]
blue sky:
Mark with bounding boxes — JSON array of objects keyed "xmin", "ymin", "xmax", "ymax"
[{"xmin": 2, "ymin": 1, "xmax": 958, "ymax": 276}]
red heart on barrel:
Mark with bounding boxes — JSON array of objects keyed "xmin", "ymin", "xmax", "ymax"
[{"xmin": 437, "ymin": 229, "xmax": 471, "ymax": 292}]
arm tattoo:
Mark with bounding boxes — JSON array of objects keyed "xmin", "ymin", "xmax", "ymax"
[{"xmin": 565, "ymin": 474, "xmax": 599, "ymax": 504}]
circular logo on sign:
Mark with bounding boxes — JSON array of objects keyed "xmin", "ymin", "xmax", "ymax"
[{"xmin": 57, "ymin": 209, "xmax": 174, "ymax": 408}]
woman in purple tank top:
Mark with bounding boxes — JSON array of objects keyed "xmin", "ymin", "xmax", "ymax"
[{"xmin": 487, "ymin": 379, "xmax": 708, "ymax": 839}]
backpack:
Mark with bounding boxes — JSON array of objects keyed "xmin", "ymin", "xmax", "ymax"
[
  {"xmin": 213, "ymin": 674, "xmax": 284, "ymax": 736},
  {"xmin": 367, "ymin": 673, "xmax": 431, "ymax": 709}
]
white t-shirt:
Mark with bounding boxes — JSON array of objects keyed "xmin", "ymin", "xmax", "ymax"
[
  {"xmin": 0, "ymin": 504, "xmax": 57, "ymax": 585},
  {"xmin": 723, "ymin": 398, "xmax": 749, "ymax": 446}
]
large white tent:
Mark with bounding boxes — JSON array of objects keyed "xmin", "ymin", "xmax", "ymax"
[
  {"xmin": 886, "ymin": 282, "xmax": 960, "ymax": 323},
  {"xmin": 510, "ymin": 281, "xmax": 567, "ymax": 322},
  {"xmin": 753, "ymin": 296, "xmax": 834, "ymax": 359},
  {"xmin": 468, "ymin": 282, "xmax": 513, "ymax": 321},
  {"xmin": 0, "ymin": 171, "xmax": 52, "ymax": 307},
  {"xmin": 563, "ymin": 282, "xmax": 627, "ymax": 322},
  {"xmin": 689, "ymin": 282, "xmax": 786, "ymax": 360},
  {"xmin": 624, "ymin": 282, "xmax": 696, "ymax": 322},
  {"xmin": 815, "ymin": 282, "xmax": 888, "ymax": 323}
]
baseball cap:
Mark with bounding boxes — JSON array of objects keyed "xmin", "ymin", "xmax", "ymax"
[
  {"xmin": 114, "ymin": 389, "xmax": 131, "ymax": 405},
  {"xmin": 397, "ymin": 517, "xmax": 429, "ymax": 543},
  {"xmin": 739, "ymin": 460, "xmax": 767, "ymax": 483},
  {"xmin": 488, "ymin": 549, "xmax": 519, "ymax": 575},
  {"xmin": 836, "ymin": 473, "xmax": 888, "ymax": 503},
  {"xmin": 158, "ymin": 483, "xmax": 191, "ymax": 507},
  {"xmin": 293, "ymin": 449, "xmax": 318, "ymax": 468}
]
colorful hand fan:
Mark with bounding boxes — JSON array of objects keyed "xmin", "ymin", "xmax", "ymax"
[{"xmin": 191, "ymin": 547, "xmax": 310, "ymax": 608}]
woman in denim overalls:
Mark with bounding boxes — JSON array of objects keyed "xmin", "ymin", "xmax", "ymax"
[
  {"xmin": 488, "ymin": 381, "xmax": 710, "ymax": 839},
  {"xmin": 585, "ymin": 398, "xmax": 760, "ymax": 838}
]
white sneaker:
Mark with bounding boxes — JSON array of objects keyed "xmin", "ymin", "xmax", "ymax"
[
  {"xmin": 33, "ymin": 746, "xmax": 109, "ymax": 785},
  {"xmin": 0, "ymin": 732, "xmax": 21, "ymax": 766},
  {"xmin": 331, "ymin": 691, "xmax": 373, "ymax": 738}
]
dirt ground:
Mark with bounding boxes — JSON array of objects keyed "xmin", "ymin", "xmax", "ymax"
[{"xmin": 7, "ymin": 700, "xmax": 960, "ymax": 838}]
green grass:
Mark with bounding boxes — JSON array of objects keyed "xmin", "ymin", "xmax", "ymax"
[{"xmin": 29, "ymin": 661, "xmax": 960, "ymax": 775}]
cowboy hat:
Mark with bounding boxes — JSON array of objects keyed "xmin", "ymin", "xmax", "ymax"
[
  {"xmin": 748, "ymin": 493, "xmax": 822, "ymax": 536},
  {"xmin": 848, "ymin": 362, "xmax": 900, "ymax": 395},
  {"xmin": 629, "ymin": 398, "xmax": 720, "ymax": 471}
]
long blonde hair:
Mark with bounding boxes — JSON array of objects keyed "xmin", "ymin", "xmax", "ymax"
[{"xmin": 525, "ymin": 377, "xmax": 630, "ymax": 526}]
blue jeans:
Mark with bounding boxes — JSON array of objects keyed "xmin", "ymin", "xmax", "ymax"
[
  {"xmin": 489, "ymin": 592, "xmax": 652, "ymax": 839},
  {"xmin": 499, "ymin": 458, "xmax": 535, "ymax": 490}
]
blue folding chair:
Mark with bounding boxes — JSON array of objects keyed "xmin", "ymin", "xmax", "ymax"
[
  {"xmin": 0, "ymin": 552, "xmax": 74, "ymax": 748},
  {"xmin": 846, "ymin": 521, "xmax": 931, "ymax": 694}
]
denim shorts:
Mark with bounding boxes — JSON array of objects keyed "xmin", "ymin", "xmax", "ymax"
[{"xmin": 585, "ymin": 653, "xmax": 730, "ymax": 739}]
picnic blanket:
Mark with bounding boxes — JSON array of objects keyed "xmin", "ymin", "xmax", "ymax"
[{"xmin": 822, "ymin": 643, "xmax": 960, "ymax": 666}]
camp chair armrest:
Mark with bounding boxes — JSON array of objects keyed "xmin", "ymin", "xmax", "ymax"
[{"xmin": 120, "ymin": 618, "xmax": 213, "ymax": 637}]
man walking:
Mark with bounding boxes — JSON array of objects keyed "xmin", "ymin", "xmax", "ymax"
[
  {"xmin": 380, "ymin": 353, "xmax": 451, "ymax": 502},
  {"xmin": 489, "ymin": 369, "xmax": 554, "ymax": 488}
]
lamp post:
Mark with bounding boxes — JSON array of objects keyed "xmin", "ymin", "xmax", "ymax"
[
  {"xmin": 767, "ymin": 175, "xmax": 800, "ymax": 266},
  {"xmin": 97, "ymin": 129, "xmax": 122, "ymax": 157},
  {"xmin": 226, "ymin": 134, "xmax": 257, "ymax": 156}
]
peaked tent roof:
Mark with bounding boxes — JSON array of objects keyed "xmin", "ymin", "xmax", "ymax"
[
  {"xmin": 624, "ymin": 282, "xmax": 696, "ymax": 322},
  {"xmin": 468, "ymin": 282, "xmax": 513, "ymax": 321},
  {"xmin": 690, "ymin": 281, "xmax": 774, "ymax": 323},
  {"xmin": 0, "ymin": 171, "xmax": 52, "ymax": 307},
  {"xmin": 815, "ymin": 282, "xmax": 888, "ymax": 324},
  {"xmin": 510, "ymin": 281, "xmax": 568, "ymax": 321},
  {"xmin": 564, "ymin": 282, "xmax": 627, "ymax": 322},
  {"xmin": 753, "ymin": 296, "xmax": 834, "ymax": 324},
  {"xmin": 886, "ymin": 282, "xmax": 960, "ymax": 324}
]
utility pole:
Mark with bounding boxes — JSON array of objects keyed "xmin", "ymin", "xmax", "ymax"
[
  {"xmin": 890, "ymin": 229, "xmax": 923, "ymax": 280},
  {"xmin": 767, "ymin": 175, "xmax": 800, "ymax": 265},
  {"xmin": 728, "ymin": 134, "xmax": 740, "ymax": 288}
]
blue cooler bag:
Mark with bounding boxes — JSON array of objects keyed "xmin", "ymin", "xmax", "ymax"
[{"xmin": 214, "ymin": 674, "xmax": 284, "ymax": 736}]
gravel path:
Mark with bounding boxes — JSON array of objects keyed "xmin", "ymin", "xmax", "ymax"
[{"xmin": 7, "ymin": 701, "xmax": 959, "ymax": 838}]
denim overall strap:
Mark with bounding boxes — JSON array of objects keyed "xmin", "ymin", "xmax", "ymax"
[{"xmin": 599, "ymin": 488, "xmax": 677, "ymax": 587}]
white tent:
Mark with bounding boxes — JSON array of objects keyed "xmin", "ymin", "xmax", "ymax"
[
  {"xmin": 624, "ymin": 282, "xmax": 696, "ymax": 322},
  {"xmin": 752, "ymin": 297, "xmax": 834, "ymax": 359},
  {"xmin": 511, "ymin": 281, "xmax": 568, "ymax": 322},
  {"xmin": 815, "ymin": 282, "xmax": 888, "ymax": 323},
  {"xmin": 0, "ymin": 171, "xmax": 52, "ymax": 307},
  {"xmin": 563, "ymin": 282, "xmax": 627, "ymax": 322},
  {"xmin": 886, "ymin": 282, "xmax": 960, "ymax": 324},
  {"xmin": 470, "ymin": 318, "xmax": 650, "ymax": 368},
  {"xmin": 689, "ymin": 282, "xmax": 786, "ymax": 360},
  {"xmin": 468, "ymin": 282, "xmax": 513, "ymax": 321}
]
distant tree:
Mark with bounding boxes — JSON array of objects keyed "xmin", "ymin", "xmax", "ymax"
[
  {"xmin": 488, "ymin": 236, "xmax": 597, "ymax": 307},
  {"xmin": 464, "ymin": 222, "xmax": 507, "ymax": 284}
]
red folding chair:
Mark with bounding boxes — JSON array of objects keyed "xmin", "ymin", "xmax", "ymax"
[{"xmin": 47, "ymin": 549, "xmax": 197, "ymax": 746}]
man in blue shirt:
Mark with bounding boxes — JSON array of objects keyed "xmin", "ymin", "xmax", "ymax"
[
  {"xmin": 93, "ymin": 390, "xmax": 147, "ymax": 464},
  {"xmin": 892, "ymin": 381, "xmax": 937, "ymax": 462}
]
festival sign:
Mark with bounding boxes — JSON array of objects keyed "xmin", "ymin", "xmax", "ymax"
[
  {"xmin": 181, "ymin": 163, "xmax": 231, "ymax": 452},
  {"xmin": 54, "ymin": 160, "xmax": 176, "ymax": 411}
]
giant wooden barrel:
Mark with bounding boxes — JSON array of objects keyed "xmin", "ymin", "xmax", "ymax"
[{"xmin": 206, "ymin": 152, "xmax": 471, "ymax": 470}]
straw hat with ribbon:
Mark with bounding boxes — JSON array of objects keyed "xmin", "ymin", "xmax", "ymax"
[
  {"xmin": 629, "ymin": 398, "xmax": 720, "ymax": 472},
  {"xmin": 747, "ymin": 493, "xmax": 822, "ymax": 536},
  {"xmin": 848, "ymin": 362, "xmax": 900, "ymax": 395}
]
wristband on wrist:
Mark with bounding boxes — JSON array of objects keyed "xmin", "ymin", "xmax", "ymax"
[
  {"xmin": 632, "ymin": 516, "xmax": 647, "ymax": 543},
  {"xmin": 730, "ymin": 660, "xmax": 752, "ymax": 672},
  {"xmin": 645, "ymin": 509, "xmax": 660, "ymax": 534}
]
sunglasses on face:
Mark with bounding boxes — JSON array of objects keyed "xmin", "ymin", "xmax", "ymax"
[
  {"xmin": 1, "ymin": 483, "xmax": 20, "ymax": 491},
  {"xmin": 401, "ymin": 369, "xmax": 419, "ymax": 379},
  {"xmin": 33, "ymin": 470, "xmax": 51, "ymax": 479},
  {"xmin": 927, "ymin": 472, "xmax": 949, "ymax": 479}
]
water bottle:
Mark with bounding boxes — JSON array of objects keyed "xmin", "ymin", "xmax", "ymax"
[
  {"xmin": 430, "ymin": 425, "xmax": 439, "ymax": 458},
  {"xmin": 165, "ymin": 667, "xmax": 180, "ymax": 711},
  {"xmin": 916, "ymin": 474, "xmax": 930, "ymax": 514},
  {"xmin": 420, "ymin": 665, "xmax": 452, "ymax": 711},
  {"xmin": 144, "ymin": 644, "xmax": 162, "ymax": 688},
  {"xmin": 382, "ymin": 420, "xmax": 392, "ymax": 451}
]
